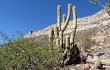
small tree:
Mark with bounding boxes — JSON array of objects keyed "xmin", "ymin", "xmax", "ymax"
[{"xmin": 89, "ymin": 0, "xmax": 110, "ymax": 15}]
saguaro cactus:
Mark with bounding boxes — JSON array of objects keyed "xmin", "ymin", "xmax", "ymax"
[
  {"xmin": 70, "ymin": 6, "xmax": 77, "ymax": 50},
  {"xmin": 63, "ymin": 6, "xmax": 78, "ymax": 65},
  {"xmin": 48, "ymin": 4, "xmax": 79, "ymax": 65},
  {"xmin": 57, "ymin": 3, "xmax": 72, "ymax": 50}
]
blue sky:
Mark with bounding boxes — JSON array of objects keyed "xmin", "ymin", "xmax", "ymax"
[{"xmin": 0, "ymin": 0, "xmax": 105, "ymax": 38}]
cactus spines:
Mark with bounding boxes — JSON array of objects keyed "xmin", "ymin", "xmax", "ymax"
[
  {"xmin": 54, "ymin": 26, "xmax": 59, "ymax": 39},
  {"xmin": 66, "ymin": 36, "xmax": 70, "ymax": 49},
  {"xmin": 62, "ymin": 3, "xmax": 72, "ymax": 32},
  {"xmin": 57, "ymin": 5, "xmax": 61, "ymax": 31},
  {"xmin": 49, "ymin": 27, "xmax": 54, "ymax": 43},
  {"xmin": 63, "ymin": 14, "xmax": 66, "ymax": 23}
]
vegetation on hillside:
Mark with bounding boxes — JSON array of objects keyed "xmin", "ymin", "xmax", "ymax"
[
  {"xmin": 89, "ymin": 0, "xmax": 110, "ymax": 15},
  {"xmin": 0, "ymin": 32, "xmax": 61, "ymax": 70}
]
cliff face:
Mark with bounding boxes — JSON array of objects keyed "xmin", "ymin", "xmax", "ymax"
[{"xmin": 24, "ymin": 9, "xmax": 110, "ymax": 43}]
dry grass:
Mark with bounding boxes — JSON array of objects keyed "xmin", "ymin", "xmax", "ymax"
[{"xmin": 75, "ymin": 28, "xmax": 98, "ymax": 51}]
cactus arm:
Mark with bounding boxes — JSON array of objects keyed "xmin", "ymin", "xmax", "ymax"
[
  {"xmin": 61, "ymin": 3, "xmax": 72, "ymax": 32},
  {"xmin": 66, "ymin": 36, "xmax": 70, "ymax": 49},
  {"xmin": 59, "ymin": 31, "xmax": 63, "ymax": 49},
  {"xmin": 73, "ymin": 6, "xmax": 77, "ymax": 29},
  {"xmin": 54, "ymin": 26, "xmax": 59, "ymax": 39},
  {"xmin": 62, "ymin": 14, "xmax": 66, "ymax": 23},
  {"xmin": 70, "ymin": 6, "xmax": 77, "ymax": 44},
  {"xmin": 56, "ymin": 38, "xmax": 60, "ymax": 48},
  {"xmin": 57, "ymin": 5, "xmax": 61, "ymax": 31},
  {"xmin": 49, "ymin": 27, "xmax": 54, "ymax": 43}
]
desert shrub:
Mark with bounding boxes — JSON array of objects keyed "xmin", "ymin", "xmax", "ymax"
[
  {"xmin": 75, "ymin": 28, "xmax": 97, "ymax": 51},
  {"xmin": 0, "ymin": 32, "xmax": 60, "ymax": 70},
  {"xmin": 101, "ymin": 25, "xmax": 110, "ymax": 44}
]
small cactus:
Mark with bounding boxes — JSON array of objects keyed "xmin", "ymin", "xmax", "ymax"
[{"xmin": 94, "ymin": 56, "xmax": 102, "ymax": 69}]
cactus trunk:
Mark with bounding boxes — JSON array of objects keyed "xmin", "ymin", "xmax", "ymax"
[
  {"xmin": 61, "ymin": 3, "xmax": 72, "ymax": 32},
  {"xmin": 59, "ymin": 31, "xmax": 63, "ymax": 50},
  {"xmin": 66, "ymin": 36, "xmax": 70, "ymax": 49},
  {"xmin": 56, "ymin": 38, "xmax": 60, "ymax": 48}
]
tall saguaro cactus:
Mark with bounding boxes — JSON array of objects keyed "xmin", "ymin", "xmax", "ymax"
[
  {"xmin": 49, "ymin": 4, "xmax": 79, "ymax": 65},
  {"xmin": 57, "ymin": 3, "xmax": 72, "ymax": 50}
]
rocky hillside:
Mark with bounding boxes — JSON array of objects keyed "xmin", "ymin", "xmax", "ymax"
[
  {"xmin": 24, "ymin": 9, "xmax": 110, "ymax": 44},
  {"xmin": 23, "ymin": 9, "xmax": 110, "ymax": 70}
]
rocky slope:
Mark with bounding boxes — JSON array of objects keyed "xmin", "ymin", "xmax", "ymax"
[
  {"xmin": 24, "ymin": 9, "xmax": 110, "ymax": 70},
  {"xmin": 24, "ymin": 9, "xmax": 110, "ymax": 42}
]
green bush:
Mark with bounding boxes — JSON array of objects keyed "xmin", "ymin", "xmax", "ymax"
[{"xmin": 0, "ymin": 32, "xmax": 60, "ymax": 70}]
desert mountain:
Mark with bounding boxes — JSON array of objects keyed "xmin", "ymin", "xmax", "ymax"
[{"xmin": 24, "ymin": 9, "xmax": 110, "ymax": 43}]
